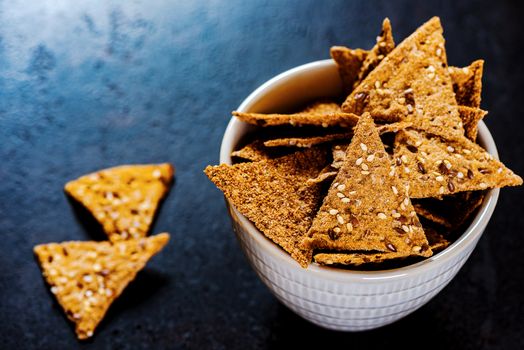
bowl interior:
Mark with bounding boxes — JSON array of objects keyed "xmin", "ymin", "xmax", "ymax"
[{"xmin": 220, "ymin": 59, "xmax": 500, "ymax": 280}]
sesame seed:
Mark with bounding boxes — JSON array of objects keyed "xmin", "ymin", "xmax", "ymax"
[
  {"xmin": 436, "ymin": 48, "xmax": 442, "ymax": 56},
  {"xmin": 457, "ymin": 171, "xmax": 464, "ymax": 179},
  {"xmin": 360, "ymin": 143, "xmax": 368, "ymax": 152},
  {"xmin": 332, "ymin": 182, "xmax": 339, "ymax": 188},
  {"xmin": 407, "ymin": 104, "xmax": 413, "ymax": 113},
  {"xmin": 329, "ymin": 209, "xmax": 339, "ymax": 215},
  {"xmin": 439, "ymin": 186, "xmax": 445, "ymax": 194},
  {"xmin": 361, "ymin": 163, "xmax": 369, "ymax": 171},
  {"xmin": 392, "ymin": 212, "xmax": 401, "ymax": 218},
  {"xmin": 391, "ymin": 186, "xmax": 398, "ymax": 195},
  {"xmin": 436, "ymin": 175, "xmax": 444, "ymax": 182},
  {"xmin": 152, "ymin": 169, "xmax": 162, "ymax": 178},
  {"xmin": 401, "ymin": 155, "xmax": 408, "ymax": 163},
  {"xmin": 463, "ymin": 149, "xmax": 471, "ymax": 155},
  {"xmin": 83, "ymin": 274, "xmax": 93, "ymax": 283},
  {"xmin": 341, "ymin": 198, "xmax": 351, "ymax": 203},
  {"xmin": 398, "ymin": 97, "xmax": 406, "ymax": 104},
  {"xmin": 322, "ymin": 122, "xmax": 328, "ymax": 128},
  {"xmin": 86, "ymin": 331, "xmax": 94, "ymax": 338},
  {"xmin": 355, "ymin": 157, "xmax": 363, "ymax": 166},
  {"xmin": 379, "ymin": 42, "xmax": 386, "ymax": 47},
  {"xmin": 333, "ymin": 227, "xmax": 341, "ymax": 233},
  {"xmin": 336, "ymin": 192, "xmax": 345, "ymax": 198},
  {"xmin": 401, "ymin": 225, "xmax": 410, "ymax": 233},
  {"xmin": 400, "ymin": 203, "xmax": 406, "ymax": 211},
  {"xmin": 367, "ymin": 154, "xmax": 375, "ymax": 162},
  {"xmin": 447, "ymin": 146, "xmax": 455, "ymax": 153},
  {"xmin": 389, "ymin": 167, "xmax": 395, "ymax": 177},
  {"xmin": 346, "ymin": 223, "xmax": 353, "ymax": 232},
  {"xmin": 497, "ymin": 167, "xmax": 503, "ymax": 173},
  {"xmin": 50, "ymin": 286, "xmax": 59, "ymax": 294},
  {"xmin": 85, "ymin": 290, "xmax": 93, "ymax": 297},
  {"xmin": 377, "ymin": 212, "xmax": 387, "ymax": 219},
  {"xmin": 337, "ymin": 215, "xmax": 345, "ymax": 224},
  {"xmin": 412, "ymin": 246, "xmax": 422, "ymax": 252},
  {"xmin": 428, "ymin": 72, "xmax": 435, "ymax": 79},
  {"xmin": 361, "ymin": 171, "xmax": 370, "ymax": 175},
  {"xmin": 403, "ymin": 197, "xmax": 409, "ymax": 206},
  {"xmin": 93, "ymin": 263, "xmax": 102, "ymax": 272},
  {"xmin": 337, "ymin": 184, "xmax": 346, "ymax": 191},
  {"xmin": 444, "ymin": 160, "xmax": 452, "ymax": 169},
  {"xmin": 375, "ymin": 81, "xmax": 381, "ymax": 89},
  {"xmin": 404, "ymin": 167, "xmax": 410, "ymax": 174},
  {"xmin": 348, "ymin": 191, "xmax": 357, "ymax": 195},
  {"xmin": 479, "ymin": 182, "xmax": 487, "ymax": 189},
  {"xmin": 105, "ymin": 192, "xmax": 113, "ymax": 201}
]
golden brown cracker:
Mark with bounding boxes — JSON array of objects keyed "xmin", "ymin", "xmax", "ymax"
[
  {"xmin": 303, "ymin": 113, "xmax": 431, "ymax": 257},
  {"xmin": 342, "ymin": 17, "xmax": 464, "ymax": 138},
  {"xmin": 34, "ymin": 233, "xmax": 170, "ymax": 340},
  {"xmin": 449, "ymin": 60, "xmax": 484, "ymax": 108},
  {"xmin": 331, "ymin": 46, "xmax": 368, "ymax": 94},
  {"xmin": 392, "ymin": 129, "xmax": 522, "ymax": 198},
  {"xmin": 205, "ymin": 148, "xmax": 329, "ymax": 267},
  {"xmin": 264, "ymin": 133, "xmax": 352, "ymax": 148},
  {"xmin": 65, "ymin": 164, "xmax": 174, "ymax": 242},
  {"xmin": 299, "ymin": 100, "xmax": 341, "ymax": 114},
  {"xmin": 459, "ymin": 106, "xmax": 487, "ymax": 141},
  {"xmin": 356, "ymin": 18, "xmax": 395, "ymax": 87},
  {"xmin": 232, "ymin": 111, "xmax": 359, "ymax": 128},
  {"xmin": 231, "ymin": 140, "xmax": 274, "ymax": 161}
]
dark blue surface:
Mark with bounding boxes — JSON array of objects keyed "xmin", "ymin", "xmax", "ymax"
[{"xmin": 0, "ymin": 1, "xmax": 523, "ymax": 349}]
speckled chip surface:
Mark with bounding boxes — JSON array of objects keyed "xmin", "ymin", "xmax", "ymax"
[
  {"xmin": 392, "ymin": 129, "xmax": 522, "ymax": 198},
  {"xmin": 205, "ymin": 147, "xmax": 329, "ymax": 267},
  {"xmin": 232, "ymin": 111, "xmax": 359, "ymax": 128},
  {"xmin": 33, "ymin": 233, "xmax": 170, "ymax": 340},
  {"xmin": 65, "ymin": 164, "xmax": 174, "ymax": 241},
  {"xmin": 449, "ymin": 60, "xmax": 484, "ymax": 108},
  {"xmin": 303, "ymin": 113, "xmax": 431, "ymax": 257}
]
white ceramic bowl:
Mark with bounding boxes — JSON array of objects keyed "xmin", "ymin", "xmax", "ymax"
[{"xmin": 219, "ymin": 59, "xmax": 500, "ymax": 331}]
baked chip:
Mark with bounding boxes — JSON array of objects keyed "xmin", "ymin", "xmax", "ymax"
[
  {"xmin": 449, "ymin": 60, "xmax": 484, "ymax": 108},
  {"xmin": 231, "ymin": 140, "xmax": 275, "ymax": 161},
  {"xmin": 330, "ymin": 46, "xmax": 368, "ymax": 94},
  {"xmin": 342, "ymin": 17, "xmax": 464, "ymax": 138},
  {"xmin": 34, "ymin": 233, "xmax": 170, "ymax": 340},
  {"xmin": 65, "ymin": 164, "xmax": 174, "ymax": 241},
  {"xmin": 232, "ymin": 111, "xmax": 359, "ymax": 128},
  {"xmin": 303, "ymin": 113, "xmax": 431, "ymax": 257},
  {"xmin": 205, "ymin": 147, "xmax": 329, "ymax": 267},
  {"xmin": 356, "ymin": 18, "xmax": 395, "ymax": 87},
  {"xmin": 459, "ymin": 106, "xmax": 488, "ymax": 141},
  {"xmin": 299, "ymin": 100, "xmax": 341, "ymax": 114},
  {"xmin": 314, "ymin": 226, "xmax": 448, "ymax": 266},
  {"xmin": 392, "ymin": 129, "xmax": 522, "ymax": 198},
  {"xmin": 264, "ymin": 133, "xmax": 352, "ymax": 148}
]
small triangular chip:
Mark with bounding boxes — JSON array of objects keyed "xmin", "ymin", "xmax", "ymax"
[
  {"xmin": 449, "ymin": 60, "xmax": 484, "ymax": 108},
  {"xmin": 392, "ymin": 129, "xmax": 522, "ymax": 198},
  {"xmin": 65, "ymin": 164, "xmax": 174, "ymax": 241},
  {"xmin": 34, "ymin": 233, "xmax": 170, "ymax": 339},
  {"xmin": 205, "ymin": 148, "xmax": 329, "ymax": 267},
  {"xmin": 331, "ymin": 46, "xmax": 368, "ymax": 94},
  {"xmin": 231, "ymin": 140, "xmax": 274, "ymax": 162},
  {"xmin": 232, "ymin": 111, "xmax": 359, "ymax": 128},
  {"xmin": 303, "ymin": 113, "xmax": 431, "ymax": 256},
  {"xmin": 342, "ymin": 17, "xmax": 464, "ymax": 138},
  {"xmin": 459, "ymin": 106, "xmax": 487, "ymax": 141},
  {"xmin": 313, "ymin": 227, "xmax": 448, "ymax": 266},
  {"xmin": 356, "ymin": 18, "xmax": 395, "ymax": 86}
]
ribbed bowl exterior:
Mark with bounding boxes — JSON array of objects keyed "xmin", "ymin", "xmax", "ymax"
[{"xmin": 219, "ymin": 60, "xmax": 500, "ymax": 331}]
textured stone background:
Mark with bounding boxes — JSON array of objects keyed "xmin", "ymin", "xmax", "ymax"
[{"xmin": 0, "ymin": 1, "xmax": 523, "ymax": 349}]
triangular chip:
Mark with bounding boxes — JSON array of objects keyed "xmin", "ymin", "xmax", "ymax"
[
  {"xmin": 331, "ymin": 46, "xmax": 368, "ymax": 94},
  {"xmin": 413, "ymin": 191, "xmax": 486, "ymax": 230},
  {"xmin": 65, "ymin": 164, "xmax": 174, "ymax": 241},
  {"xmin": 232, "ymin": 111, "xmax": 359, "ymax": 128},
  {"xmin": 392, "ymin": 129, "xmax": 522, "ymax": 198},
  {"xmin": 459, "ymin": 106, "xmax": 487, "ymax": 141},
  {"xmin": 356, "ymin": 18, "xmax": 395, "ymax": 86},
  {"xmin": 205, "ymin": 148, "xmax": 329, "ymax": 267},
  {"xmin": 264, "ymin": 133, "xmax": 352, "ymax": 148},
  {"xmin": 231, "ymin": 140, "xmax": 275, "ymax": 162},
  {"xmin": 342, "ymin": 17, "xmax": 464, "ymax": 138},
  {"xmin": 449, "ymin": 60, "xmax": 484, "ymax": 108},
  {"xmin": 314, "ymin": 226, "xmax": 448, "ymax": 266},
  {"xmin": 303, "ymin": 113, "xmax": 431, "ymax": 256},
  {"xmin": 34, "ymin": 233, "xmax": 170, "ymax": 339}
]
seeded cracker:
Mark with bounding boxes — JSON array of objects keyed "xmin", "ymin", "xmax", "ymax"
[
  {"xmin": 65, "ymin": 164, "xmax": 174, "ymax": 241},
  {"xmin": 449, "ymin": 60, "xmax": 484, "ymax": 108},
  {"xmin": 231, "ymin": 140, "xmax": 274, "ymax": 162},
  {"xmin": 232, "ymin": 111, "xmax": 359, "ymax": 128},
  {"xmin": 356, "ymin": 18, "xmax": 395, "ymax": 88},
  {"xmin": 302, "ymin": 113, "xmax": 431, "ymax": 256},
  {"xmin": 392, "ymin": 129, "xmax": 522, "ymax": 198},
  {"xmin": 331, "ymin": 46, "xmax": 368, "ymax": 94},
  {"xmin": 205, "ymin": 147, "xmax": 329, "ymax": 267},
  {"xmin": 264, "ymin": 133, "xmax": 352, "ymax": 148},
  {"xmin": 342, "ymin": 17, "xmax": 464, "ymax": 138},
  {"xmin": 314, "ymin": 227, "xmax": 448, "ymax": 266},
  {"xmin": 299, "ymin": 100, "xmax": 342, "ymax": 114},
  {"xmin": 459, "ymin": 106, "xmax": 488, "ymax": 141},
  {"xmin": 33, "ymin": 233, "xmax": 170, "ymax": 340}
]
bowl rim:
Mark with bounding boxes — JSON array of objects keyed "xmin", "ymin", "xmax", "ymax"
[{"xmin": 219, "ymin": 59, "xmax": 500, "ymax": 282}]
